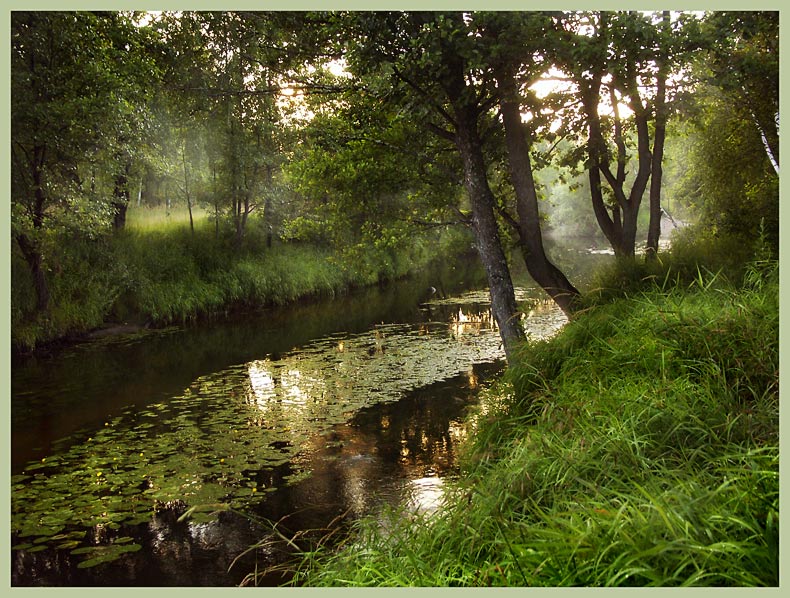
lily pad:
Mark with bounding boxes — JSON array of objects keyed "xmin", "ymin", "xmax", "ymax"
[
  {"xmin": 74, "ymin": 543, "xmax": 142, "ymax": 569},
  {"xmin": 12, "ymin": 293, "xmax": 566, "ymax": 560}
]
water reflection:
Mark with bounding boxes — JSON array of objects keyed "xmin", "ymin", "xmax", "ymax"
[
  {"xmin": 405, "ymin": 477, "xmax": 446, "ymax": 514},
  {"xmin": 12, "ymin": 270, "xmax": 579, "ymax": 586},
  {"xmin": 240, "ymin": 302, "xmax": 514, "ymax": 438},
  {"xmin": 12, "ymin": 257, "xmax": 490, "ymax": 472},
  {"xmin": 450, "ymin": 307, "xmax": 498, "ymax": 340}
]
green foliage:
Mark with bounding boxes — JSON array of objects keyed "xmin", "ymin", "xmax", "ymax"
[
  {"xmin": 700, "ymin": 12, "xmax": 778, "ymax": 169},
  {"xmin": 283, "ymin": 92, "xmax": 464, "ymax": 262},
  {"xmin": 289, "ymin": 259, "xmax": 778, "ymax": 586},
  {"xmin": 660, "ymin": 12, "xmax": 779, "ymax": 250},
  {"xmin": 11, "ymin": 12, "xmax": 161, "ymax": 228},
  {"xmin": 664, "ymin": 92, "xmax": 778, "ymax": 249}
]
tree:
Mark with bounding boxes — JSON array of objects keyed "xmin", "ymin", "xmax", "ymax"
[
  {"xmin": 659, "ymin": 11, "xmax": 779, "ymax": 251},
  {"xmin": 644, "ymin": 11, "xmax": 671, "ymax": 261},
  {"xmin": 480, "ymin": 12, "xmax": 581, "ymax": 313},
  {"xmin": 665, "ymin": 83, "xmax": 779, "ymax": 250},
  {"xmin": 552, "ymin": 11, "xmax": 696, "ymax": 259},
  {"xmin": 11, "ymin": 11, "xmax": 159, "ymax": 312},
  {"xmin": 155, "ymin": 11, "xmax": 303, "ymax": 247},
  {"xmin": 285, "ymin": 91, "xmax": 464, "ymax": 262},
  {"xmin": 702, "ymin": 11, "xmax": 779, "ymax": 175},
  {"xmin": 336, "ymin": 12, "xmax": 530, "ymax": 359},
  {"xmin": 291, "ymin": 11, "xmax": 600, "ymax": 359}
]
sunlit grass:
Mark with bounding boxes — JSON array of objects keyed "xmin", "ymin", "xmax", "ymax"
[{"xmin": 125, "ymin": 203, "xmax": 209, "ymax": 232}]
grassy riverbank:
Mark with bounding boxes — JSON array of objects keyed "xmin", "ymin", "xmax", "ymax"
[
  {"xmin": 287, "ymin": 239, "xmax": 779, "ymax": 586},
  {"xmin": 11, "ymin": 219, "xmax": 472, "ymax": 352}
]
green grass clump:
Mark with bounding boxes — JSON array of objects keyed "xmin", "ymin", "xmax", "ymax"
[
  {"xmin": 11, "ymin": 235, "xmax": 133, "ymax": 349},
  {"xmin": 582, "ymin": 225, "xmax": 774, "ymax": 307},
  {"xmin": 288, "ymin": 260, "xmax": 778, "ymax": 587}
]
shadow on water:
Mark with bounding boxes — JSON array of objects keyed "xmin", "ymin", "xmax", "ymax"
[{"xmin": 11, "ymin": 249, "xmax": 608, "ymax": 586}]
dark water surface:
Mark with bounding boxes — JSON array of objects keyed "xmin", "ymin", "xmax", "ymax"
[{"xmin": 10, "ymin": 252, "xmax": 597, "ymax": 586}]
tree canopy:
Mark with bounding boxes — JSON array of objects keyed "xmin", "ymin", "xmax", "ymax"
[{"xmin": 11, "ymin": 10, "xmax": 779, "ymax": 358}]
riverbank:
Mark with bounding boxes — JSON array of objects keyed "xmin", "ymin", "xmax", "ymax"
[
  {"xmin": 287, "ymin": 240, "xmax": 779, "ymax": 586},
  {"xmin": 11, "ymin": 222, "xmax": 474, "ymax": 354}
]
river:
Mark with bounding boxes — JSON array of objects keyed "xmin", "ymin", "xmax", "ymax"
[{"xmin": 10, "ymin": 249, "xmax": 601, "ymax": 586}]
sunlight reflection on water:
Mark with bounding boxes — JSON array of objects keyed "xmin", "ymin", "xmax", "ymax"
[{"xmin": 405, "ymin": 476, "xmax": 446, "ymax": 514}]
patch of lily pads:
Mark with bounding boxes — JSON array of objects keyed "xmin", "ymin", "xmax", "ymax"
[{"xmin": 11, "ymin": 296, "xmax": 567, "ymax": 568}]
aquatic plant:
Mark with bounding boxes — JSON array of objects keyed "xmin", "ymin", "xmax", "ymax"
[{"xmin": 11, "ymin": 294, "xmax": 565, "ymax": 569}]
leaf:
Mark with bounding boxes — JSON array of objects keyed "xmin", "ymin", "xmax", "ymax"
[
  {"xmin": 56, "ymin": 541, "xmax": 82, "ymax": 550},
  {"xmin": 76, "ymin": 543, "xmax": 142, "ymax": 569}
]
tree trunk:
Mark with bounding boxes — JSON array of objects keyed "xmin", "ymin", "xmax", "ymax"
[
  {"xmin": 264, "ymin": 194, "xmax": 273, "ymax": 248},
  {"xmin": 20, "ymin": 145, "xmax": 50, "ymax": 312},
  {"xmin": 264, "ymin": 165, "xmax": 274, "ymax": 248},
  {"xmin": 496, "ymin": 63, "xmax": 580, "ymax": 315},
  {"xmin": 113, "ymin": 161, "xmax": 131, "ymax": 230},
  {"xmin": 426, "ymin": 13, "xmax": 524, "ymax": 362},
  {"xmin": 646, "ymin": 75, "xmax": 668, "ymax": 259},
  {"xmin": 212, "ymin": 165, "xmax": 220, "ymax": 240},
  {"xmin": 181, "ymin": 140, "xmax": 194, "ymax": 235},
  {"xmin": 581, "ymin": 81, "xmax": 623, "ymax": 254},
  {"xmin": 750, "ymin": 108, "xmax": 779, "ymax": 176},
  {"xmin": 17, "ymin": 233, "xmax": 49, "ymax": 313},
  {"xmin": 234, "ymin": 188, "xmax": 246, "ymax": 249},
  {"xmin": 620, "ymin": 203, "xmax": 639, "ymax": 259},
  {"xmin": 454, "ymin": 105, "xmax": 525, "ymax": 362}
]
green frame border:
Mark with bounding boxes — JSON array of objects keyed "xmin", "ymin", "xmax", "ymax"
[{"xmin": 2, "ymin": 2, "xmax": 785, "ymax": 595}]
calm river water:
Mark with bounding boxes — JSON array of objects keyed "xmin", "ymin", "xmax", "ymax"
[{"xmin": 11, "ymin": 250, "xmax": 601, "ymax": 586}]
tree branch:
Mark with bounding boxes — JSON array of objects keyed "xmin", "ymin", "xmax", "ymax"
[
  {"xmin": 392, "ymin": 66, "xmax": 457, "ymax": 128},
  {"xmin": 425, "ymin": 121, "xmax": 456, "ymax": 142}
]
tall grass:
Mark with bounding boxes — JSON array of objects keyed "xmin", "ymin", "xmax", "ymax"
[
  {"xmin": 580, "ymin": 222, "xmax": 773, "ymax": 307},
  {"xmin": 12, "ymin": 216, "xmax": 470, "ymax": 351},
  {"xmin": 287, "ymin": 257, "xmax": 778, "ymax": 587}
]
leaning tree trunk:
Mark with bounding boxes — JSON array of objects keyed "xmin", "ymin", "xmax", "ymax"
[
  {"xmin": 496, "ymin": 63, "xmax": 580, "ymax": 315},
  {"xmin": 454, "ymin": 105, "xmax": 525, "ymax": 362},
  {"xmin": 427, "ymin": 14, "xmax": 524, "ymax": 362}
]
